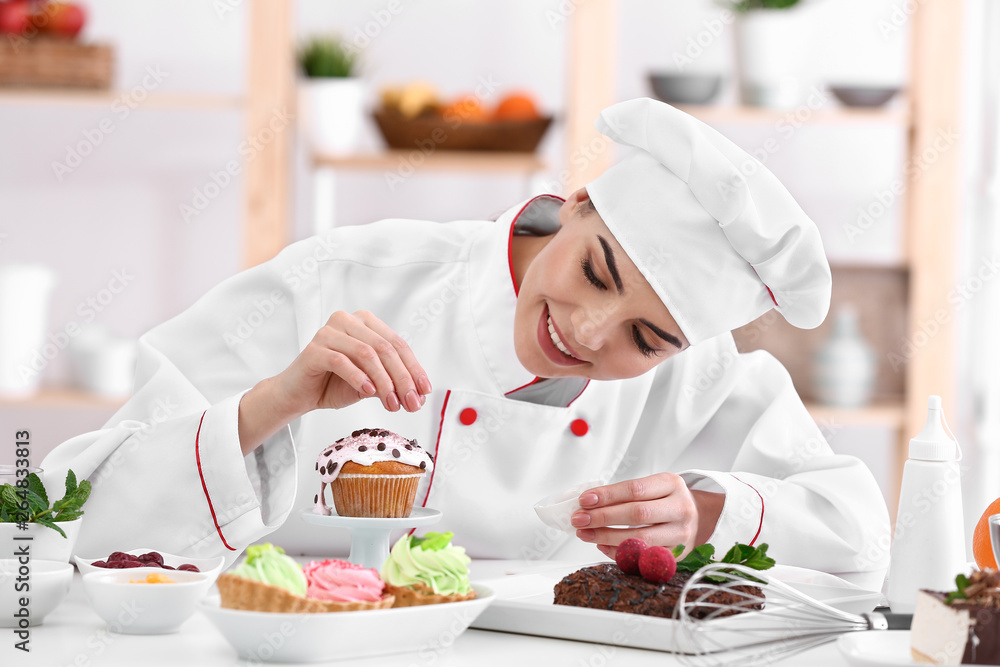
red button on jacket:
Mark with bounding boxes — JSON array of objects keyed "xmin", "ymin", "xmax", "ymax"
[
  {"xmin": 570, "ymin": 419, "xmax": 589, "ymax": 436},
  {"xmin": 459, "ymin": 408, "xmax": 478, "ymax": 425}
]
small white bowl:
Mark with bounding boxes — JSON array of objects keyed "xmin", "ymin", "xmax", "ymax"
[
  {"xmin": 83, "ymin": 568, "xmax": 213, "ymax": 634},
  {"xmin": 75, "ymin": 548, "xmax": 225, "ymax": 584},
  {"xmin": 533, "ymin": 479, "xmax": 605, "ymax": 535},
  {"xmin": 0, "ymin": 559, "xmax": 73, "ymax": 627}
]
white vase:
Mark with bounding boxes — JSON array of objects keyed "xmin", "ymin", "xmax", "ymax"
[
  {"xmin": 0, "ymin": 518, "xmax": 83, "ymax": 563},
  {"xmin": 0, "ymin": 264, "xmax": 56, "ymax": 397},
  {"xmin": 733, "ymin": 8, "xmax": 812, "ymax": 108},
  {"xmin": 813, "ymin": 306, "xmax": 876, "ymax": 408},
  {"xmin": 301, "ymin": 77, "xmax": 366, "ymax": 155}
]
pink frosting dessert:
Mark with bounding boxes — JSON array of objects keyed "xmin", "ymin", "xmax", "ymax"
[
  {"xmin": 312, "ymin": 427, "xmax": 434, "ymax": 516},
  {"xmin": 303, "ymin": 559, "xmax": 386, "ymax": 603}
]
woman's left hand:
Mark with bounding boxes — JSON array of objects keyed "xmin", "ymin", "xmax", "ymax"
[{"xmin": 570, "ymin": 473, "xmax": 725, "ymax": 559}]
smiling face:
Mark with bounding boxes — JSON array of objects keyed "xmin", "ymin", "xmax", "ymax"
[{"xmin": 511, "ymin": 189, "xmax": 690, "ymax": 380}]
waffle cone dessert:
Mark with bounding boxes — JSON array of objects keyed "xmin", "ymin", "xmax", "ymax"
[
  {"xmin": 217, "ymin": 573, "xmax": 395, "ymax": 613},
  {"xmin": 385, "ymin": 581, "xmax": 477, "ymax": 607}
]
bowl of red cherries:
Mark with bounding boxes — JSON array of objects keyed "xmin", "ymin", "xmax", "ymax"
[{"xmin": 75, "ymin": 548, "xmax": 225, "ymax": 584}]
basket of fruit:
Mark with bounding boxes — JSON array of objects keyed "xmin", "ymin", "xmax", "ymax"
[
  {"xmin": 0, "ymin": 1, "xmax": 113, "ymax": 89},
  {"xmin": 373, "ymin": 83, "xmax": 553, "ymax": 153}
]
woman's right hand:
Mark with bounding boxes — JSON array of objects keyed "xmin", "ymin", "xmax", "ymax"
[{"xmin": 238, "ymin": 310, "xmax": 432, "ymax": 454}]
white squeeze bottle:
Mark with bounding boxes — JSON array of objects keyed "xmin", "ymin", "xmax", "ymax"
[{"xmin": 887, "ymin": 395, "xmax": 966, "ymax": 613}]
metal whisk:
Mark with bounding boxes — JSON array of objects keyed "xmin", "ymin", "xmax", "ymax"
[{"xmin": 671, "ymin": 563, "xmax": 910, "ymax": 666}]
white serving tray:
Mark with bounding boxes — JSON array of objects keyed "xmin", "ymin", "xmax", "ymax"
[{"xmin": 471, "ymin": 564, "xmax": 883, "ymax": 654}]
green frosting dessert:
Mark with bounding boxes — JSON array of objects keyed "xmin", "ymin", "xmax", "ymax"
[
  {"xmin": 230, "ymin": 543, "xmax": 307, "ymax": 597},
  {"xmin": 381, "ymin": 532, "xmax": 473, "ymax": 595}
]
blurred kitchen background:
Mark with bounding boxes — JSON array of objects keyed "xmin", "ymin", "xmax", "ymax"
[{"xmin": 0, "ymin": 0, "xmax": 996, "ymax": 544}]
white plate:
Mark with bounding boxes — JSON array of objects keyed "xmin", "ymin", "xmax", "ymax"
[
  {"xmin": 838, "ymin": 631, "xmax": 917, "ymax": 667},
  {"xmin": 472, "ymin": 565, "xmax": 883, "ymax": 653},
  {"xmin": 199, "ymin": 584, "xmax": 495, "ymax": 663}
]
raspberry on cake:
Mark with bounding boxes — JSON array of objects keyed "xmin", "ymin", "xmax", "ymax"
[{"xmin": 312, "ymin": 428, "xmax": 434, "ymax": 518}]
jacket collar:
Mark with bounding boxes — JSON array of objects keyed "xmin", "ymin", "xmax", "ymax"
[{"xmin": 468, "ymin": 194, "xmax": 564, "ymax": 394}]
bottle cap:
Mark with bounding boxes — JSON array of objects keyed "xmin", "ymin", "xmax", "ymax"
[{"xmin": 909, "ymin": 395, "xmax": 961, "ymax": 461}]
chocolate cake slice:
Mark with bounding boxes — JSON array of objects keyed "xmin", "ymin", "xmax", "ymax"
[
  {"xmin": 553, "ymin": 563, "xmax": 763, "ymax": 620},
  {"xmin": 910, "ymin": 569, "xmax": 1000, "ymax": 665}
]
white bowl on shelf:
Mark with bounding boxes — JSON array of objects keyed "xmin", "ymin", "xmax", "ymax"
[
  {"xmin": 0, "ymin": 559, "xmax": 73, "ymax": 627},
  {"xmin": 75, "ymin": 548, "xmax": 225, "ymax": 583},
  {"xmin": 0, "ymin": 517, "xmax": 83, "ymax": 563},
  {"xmin": 200, "ymin": 583, "xmax": 495, "ymax": 663},
  {"xmin": 83, "ymin": 568, "xmax": 213, "ymax": 634}
]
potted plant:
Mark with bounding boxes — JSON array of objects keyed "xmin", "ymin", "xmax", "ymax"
[
  {"xmin": 0, "ymin": 469, "xmax": 91, "ymax": 562},
  {"xmin": 726, "ymin": 0, "xmax": 812, "ymax": 108},
  {"xmin": 298, "ymin": 35, "xmax": 364, "ymax": 155}
]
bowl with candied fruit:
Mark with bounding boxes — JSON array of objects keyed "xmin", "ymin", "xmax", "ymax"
[
  {"xmin": 75, "ymin": 548, "xmax": 225, "ymax": 583},
  {"xmin": 83, "ymin": 567, "xmax": 213, "ymax": 634}
]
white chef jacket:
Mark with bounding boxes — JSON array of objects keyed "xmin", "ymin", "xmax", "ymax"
[{"xmin": 42, "ymin": 195, "xmax": 890, "ymax": 591}]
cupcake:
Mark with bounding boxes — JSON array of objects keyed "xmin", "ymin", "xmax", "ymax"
[
  {"xmin": 216, "ymin": 543, "xmax": 328, "ymax": 613},
  {"xmin": 303, "ymin": 559, "xmax": 395, "ymax": 611},
  {"xmin": 380, "ymin": 531, "xmax": 477, "ymax": 607},
  {"xmin": 312, "ymin": 427, "xmax": 434, "ymax": 518}
]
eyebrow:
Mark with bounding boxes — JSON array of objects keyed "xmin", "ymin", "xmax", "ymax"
[
  {"xmin": 640, "ymin": 319, "xmax": 684, "ymax": 350},
  {"xmin": 597, "ymin": 235, "xmax": 624, "ymax": 295}
]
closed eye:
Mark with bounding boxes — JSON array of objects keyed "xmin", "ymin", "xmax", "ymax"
[
  {"xmin": 581, "ymin": 257, "xmax": 607, "ymax": 290},
  {"xmin": 632, "ymin": 325, "xmax": 658, "ymax": 358}
]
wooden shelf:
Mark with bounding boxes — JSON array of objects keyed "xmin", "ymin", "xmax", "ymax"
[
  {"xmin": 675, "ymin": 103, "xmax": 910, "ymax": 127},
  {"xmin": 313, "ymin": 150, "xmax": 547, "ymax": 174},
  {"xmin": 0, "ymin": 89, "xmax": 244, "ymax": 110},
  {"xmin": 805, "ymin": 400, "xmax": 906, "ymax": 429},
  {"xmin": 0, "ymin": 389, "xmax": 127, "ymax": 409}
]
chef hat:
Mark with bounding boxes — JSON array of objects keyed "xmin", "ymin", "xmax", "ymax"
[{"xmin": 585, "ymin": 98, "xmax": 831, "ymax": 346}]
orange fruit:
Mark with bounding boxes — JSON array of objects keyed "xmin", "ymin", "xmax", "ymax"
[
  {"xmin": 440, "ymin": 95, "xmax": 489, "ymax": 124},
  {"xmin": 493, "ymin": 92, "xmax": 541, "ymax": 121},
  {"xmin": 972, "ymin": 497, "xmax": 1000, "ymax": 570}
]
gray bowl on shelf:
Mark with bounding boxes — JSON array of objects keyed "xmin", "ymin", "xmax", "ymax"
[
  {"xmin": 829, "ymin": 85, "xmax": 900, "ymax": 108},
  {"xmin": 648, "ymin": 73, "xmax": 722, "ymax": 105}
]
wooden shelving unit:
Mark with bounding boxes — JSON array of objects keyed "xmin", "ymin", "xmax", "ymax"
[
  {"xmin": 676, "ymin": 103, "xmax": 909, "ymax": 127},
  {"xmin": 0, "ymin": 89, "xmax": 244, "ymax": 110},
  {"xmin": 313, "ymin": 150, "xmax": 546, "ymax": 174},
  {"xmin": 562, "ymin": 1, "xmax": 961, "ymax": 510}
]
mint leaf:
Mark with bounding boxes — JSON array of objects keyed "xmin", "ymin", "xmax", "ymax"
[
  {"xmin": 676, "ymin": 544, "xmax": 716, "ymax": 572},
  {"xmin": 28, "ymin": 474, "xmax": 49, "ymax": 509},
  {"xmin": 946, "ymin": 574, "xmax": 971, "ymax": 604},
  {"xmin": 413, "ymin": 531, "xmax": 453, "ymax": 551},
  {"xmin": 34, "ymin": 516, "xmax": 66, "ymax": 538},
  {"xmin": 671, "ymin": 544, "xmax": 685, "ymax": 558},
  {"xmin": 0, "ymin": 484, "xmax": 21, "ymax": 512},
  {"xmin": 64, "ymin": 470, "xmax": 77, "ymax": 497}
]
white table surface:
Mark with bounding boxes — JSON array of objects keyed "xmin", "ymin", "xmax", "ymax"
[{"xmin": 3, "ymin": 560, "xmax": 853, "ymax": 666}]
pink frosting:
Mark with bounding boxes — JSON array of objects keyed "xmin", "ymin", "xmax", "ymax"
[{"xmin": 303, "ymin": 559, "xmax": 386, "ymax": 603}]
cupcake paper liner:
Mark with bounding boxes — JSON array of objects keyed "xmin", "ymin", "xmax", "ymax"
[
  {"xmin": 385, "ymin": 581, "xmax": 478, "ymax": 607},
  {"xmin": 217, "ymin": 574, "xmax": 394, "ymax": 613},
  {"xmin": 331, "ymin": 473, "xmax": 423, "ymax": 518}
]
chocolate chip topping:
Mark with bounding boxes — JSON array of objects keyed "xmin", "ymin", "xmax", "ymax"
[
  {"xmin": 314, "ymin": 494, "xmax": 318, "ymax": 503},
  {"xmin": 335, "ymin": 445, "xmax": 343, "ymax": 451},
  {"xmin": 392, "ymin": 449, "xmax": 400, "ymax": 458},
  {"xmin": 323, "ymin": 449, "xmax": 332, "ymax": 456},
  {"xmin": 377, "ymin": 442, "xmax": 386, "ymax": 451},
  {"xmin": 320, "ymin": 465, "xmax": 326, "ymax": 475},
  {"xmin": 419, "ymin": 461, "xmax": 426, "ymax": 469},
  {"xmin": 351, "ymin": 430, "xmax": 361, "ymax": 438},
  {"xmin": 330, "ymin": 462, "xmax": 338, "ymax": 471},
  {"xmin": 409, "ymin": 439, "xmax": 418, "ymax": 447},
  {"xmin": 315, "ymin": 462, "xmax": 318, "ymax": 470},
  {"xmin": 405, "ymin": 444, "xmax": 413, "ymax": 450},
  {"xmin": 358, "ymin": 445, "xmax": 367, "ymax": 452}
]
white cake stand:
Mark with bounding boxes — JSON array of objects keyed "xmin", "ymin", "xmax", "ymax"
[{"xmin": 300, "ymin": 507, "xmax": 442, "ymax": 570}]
